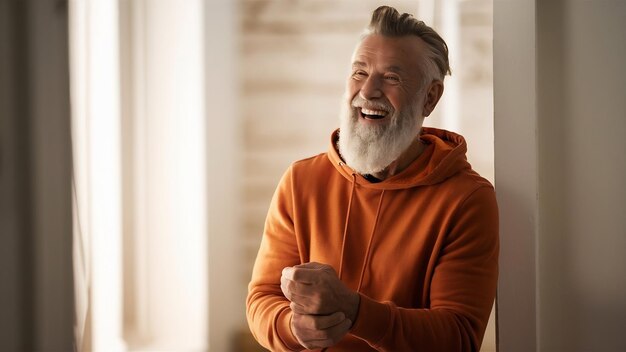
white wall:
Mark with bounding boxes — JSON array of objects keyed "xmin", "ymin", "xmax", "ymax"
[
  {"xmin": 494, "ymin": 2, "xmax": 538, "ymax": 351},
  {"xmin": 536, "ymin": 1, "xmax": 626, "ymax": 351},
  {"xmin": 495, "ymin": 0, "xmax": 626, "ymax": 351}
]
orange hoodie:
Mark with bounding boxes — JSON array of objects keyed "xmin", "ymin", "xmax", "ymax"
[{"xmin": 247, "ymin": 127, "xmax": 499, "ymax": 351}]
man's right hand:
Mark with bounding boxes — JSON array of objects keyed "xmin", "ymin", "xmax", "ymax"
[
  {"xmin": 290, "ymin": 311, "xmax": 352, "ymax": 350},
  {"xmin": 281, "ymin": 262, "xmax": 360, "ymax": 322}
]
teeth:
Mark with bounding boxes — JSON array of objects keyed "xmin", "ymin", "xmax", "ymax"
[{"xmin": 360, "ymin": 108, "xmax": 387, "ymax": 116}]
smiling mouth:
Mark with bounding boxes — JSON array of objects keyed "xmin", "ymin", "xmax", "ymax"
[{"xmin": 359, "ymin": 107, "xmax": 388, "ymax": 120}]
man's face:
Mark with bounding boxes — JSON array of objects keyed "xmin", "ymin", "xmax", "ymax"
[{"xmin": 338, "ymin": 34, "xmax": 431, "ymax": 174}]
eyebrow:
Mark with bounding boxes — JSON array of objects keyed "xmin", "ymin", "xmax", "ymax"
[{"xmin": 351, "ymin": 60, "xmax": 405, "ymax": 74}]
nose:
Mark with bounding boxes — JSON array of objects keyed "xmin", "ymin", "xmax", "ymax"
[{"xmin": 359, "ymin": 75, "xmax": 382, "ymax": 100}]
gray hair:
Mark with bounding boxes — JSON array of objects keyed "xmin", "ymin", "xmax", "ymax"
[{"xmin": 362, "ymin": 6, "xmax": 451, "ymax": 87}]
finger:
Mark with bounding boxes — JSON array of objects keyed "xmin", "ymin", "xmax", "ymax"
[
  {"xmin": 281, "ymin": 275, "xmax": 307, "ymax": 294},
  {"xmin": 314, "ymin": 311, "xmax": 347, "ymax": 330},
  {"xmin": 282, "ymin": 266, "xmax": 313, "ymax": 283},
  {"xmin": 281, "ymin": 266, "xmax": 294, "ymax": 280},
  {"xmin": 322, "ymin": 317, "xmax": 351, "ymax": 339},
  {"xmin": 284, "ymin": 267, "xmax": 322, "ymax": 284},
  {"xmin": 280, "ymin": 275, "xmax": 295, "ymax": 295},
  {"xmin": 281, "ymin": 277, "xmax": 314, "ymax": 302},
  {"xmin": 287, "ymin": 292, "xmax": 316, "ymax": 314},
  {"xmin": 288, "ymin": 292, "xmax": 329, "ymax": 315},
  {"xmin": 282, "ymin": 266, "xmax": 296, "ymax": 281},
  {"xmin": 300, "ymin": 338, "xmax": 335, "ymax": 350},
  {"xmin": 296, "ymin": 262, "xmax": 337, "ymax": 276},
  {"xmin": 289, "ymin": 266, "xmax": 339, "ymax": 285},
  {"xmin": 300, "ymin": 311, "xmax": 346, "ymax": 331},
  {"xmin": 289, "ymin": 301, "xmax": 307, "ymax": 314},
  {"xmin": 292, "ymin": 314, "xmax": 351, "ymax": 349},
  {"xmin": 303, "ymin": 317, "xmax": 351, "ymax": 343},
  {"xmin": 282, "ymin": 266, "xmax": 303, "ymax": 282}
]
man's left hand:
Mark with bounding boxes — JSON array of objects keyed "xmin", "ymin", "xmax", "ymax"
[{"xmin": 281, "ymin": 262, "xmax": 360, "ymax": 323}]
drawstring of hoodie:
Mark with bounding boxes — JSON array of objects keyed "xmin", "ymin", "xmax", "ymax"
[
  {"xmin": 330, "ymin": 161, "xmax": 386, "ymax": 352},
  {"xmin": 338, "ymin": 165, "xmax": 356, "ymax": 280},
  {"xmin": 337, "ymin": 161, "xmax": 387, "ymax": 288},
  {"xmin": 357, "ymin": 189, "xmax": 385, "ymax": 292},
  {"xmin": 324, "ymin": 164, "xmax": 355, "ymax": 352}
]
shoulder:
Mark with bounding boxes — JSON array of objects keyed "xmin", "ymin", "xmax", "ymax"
[
  {"xmin": 424, "ymin": 168, "xmax": 496, "ymax": 213},
  {"xmin": 283, "ymin": 152, "xmax": 347, "ymax": 198},
  {"xmin": 292, "ymin": 152, "xmax": 330, "ymax": 168},
  {"xmin": 290, "ymin": 152, "xmax": 334, "ymax": 178},
  {"xmin": 274, "ymin": 152, "xmax": 334, "ymax": 189},
  {"xmin": 448, "ymin": 170, "xmax": 498, "ymax": 222},
  {"xmin": 449, "ymin": 167, "xmax": 494, "ymax": 196}
]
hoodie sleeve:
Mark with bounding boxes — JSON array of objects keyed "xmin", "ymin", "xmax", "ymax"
[
  {"xmin": 246, "ymin": 166, "xmax": 304, "ymax": 351},
  {"xmin": 349, "ymin": 185, "xmax": 499, "ymax": 352}
]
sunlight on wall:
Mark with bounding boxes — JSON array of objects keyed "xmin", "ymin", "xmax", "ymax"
[
  {"xmin": 70, "ymin": 0, "xmax": 124, "ymax": 350},
  {"xmin": 70, "ymin": 0, "xmax": 207, "ymax": 350}
]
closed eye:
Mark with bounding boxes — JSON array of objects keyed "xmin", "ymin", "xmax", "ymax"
[{"xmin": 352, "ymin": 70, "xmax": 368, "ymax": 79}]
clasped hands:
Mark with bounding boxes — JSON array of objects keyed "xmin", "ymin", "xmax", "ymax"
[{"xmin": 281, "ymin": 262, "xmax": 360, "ymax": 350}]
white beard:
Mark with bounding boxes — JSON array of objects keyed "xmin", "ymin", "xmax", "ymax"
[{"xmin": 338, "ymin": 95, "xmax": 421, "ymax": 175}]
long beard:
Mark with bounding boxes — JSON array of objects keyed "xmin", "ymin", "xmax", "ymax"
[{"xmin": 338, "ymin": 96, "xmax": 420, "ymax": 175}]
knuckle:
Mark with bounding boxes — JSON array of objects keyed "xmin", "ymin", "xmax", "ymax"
[
  {"xmin": 291, "ymin": 268, "xmax": 303, "ymax": 281},
  {"xmin": 322, "ymin": 264, "xmax": 335, "ymax": 274},
  {"xmin": 290, "ymin": 302, "xmax": 304, "ymax": 314}
]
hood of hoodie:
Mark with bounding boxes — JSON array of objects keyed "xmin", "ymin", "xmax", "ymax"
[{"xmin": 328, "ymin": 127, "xmax": 471, "ymax": 190}]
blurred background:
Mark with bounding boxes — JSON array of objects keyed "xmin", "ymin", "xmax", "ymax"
[{"xmin": 7, "ymin": 1, "xmax": 625, "ymax": 352}]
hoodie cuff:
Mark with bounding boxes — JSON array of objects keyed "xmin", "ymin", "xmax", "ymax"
[
  {"xmin": 277, "ymin": 308, "xmax": 303, "ymax": 351},
  {"xmin": 349, "ymin": 293, "xmax": 392, "ymax": 345}
]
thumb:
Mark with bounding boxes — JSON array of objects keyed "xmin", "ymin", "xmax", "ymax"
[{"xmin": 298, "ymin": 262, "xmax": 337, "ymax": 277}]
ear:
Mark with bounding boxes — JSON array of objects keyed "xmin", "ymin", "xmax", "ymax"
[{"xmin": 422, "ymin": 80, "xmax": 444, "ymax": 117}]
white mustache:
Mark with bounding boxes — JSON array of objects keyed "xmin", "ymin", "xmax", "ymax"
[{"xmin": 351, "ymin": 96, "xmax": 393, "ymax": 114}]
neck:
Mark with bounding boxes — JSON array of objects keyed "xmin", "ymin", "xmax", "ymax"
[{"xmin": 369, "ymin": 137, "xmax": 425, "ymax": 181}]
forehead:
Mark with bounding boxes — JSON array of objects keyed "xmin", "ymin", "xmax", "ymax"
[{"xmin": 352, "ymin": 34, "xmax": 426, "ymax": 71}]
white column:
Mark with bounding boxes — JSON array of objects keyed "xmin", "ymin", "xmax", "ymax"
[
  {"xmin": 80, "ymin": 0, "xmax": 126, "ymax": 350},
  {"xmin": 128, "ymin": 0, "xmax": 208, "ymax": 349},
  {"xmin": 205, "ymin": 1, "xmax": 243, "ymax": 351},
  {"xmin": 437, "ymin": 0, "xmax": 460, "ymax": 131},
  {"xmin": 496, "ymin": 0, "xmax": 626, "ymax": 351}
]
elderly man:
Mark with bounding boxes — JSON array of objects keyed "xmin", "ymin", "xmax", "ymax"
[{"xmin": 246, "ymin": 5, "xmax": 498, "ymax": 351}]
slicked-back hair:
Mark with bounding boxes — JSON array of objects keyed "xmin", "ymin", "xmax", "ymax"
[{"xmin": 363, "ymin": 6, "xmax": 451, "ymax": 85}]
